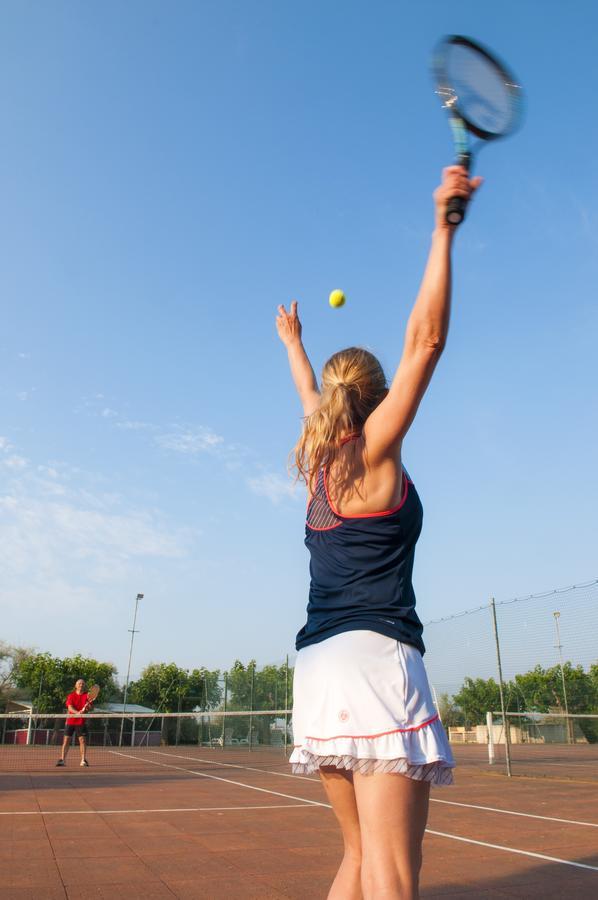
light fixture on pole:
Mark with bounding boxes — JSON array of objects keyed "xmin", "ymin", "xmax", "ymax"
[{"xmin": 120, "ymin": 593, "xmax": 144, "ymax": 746}]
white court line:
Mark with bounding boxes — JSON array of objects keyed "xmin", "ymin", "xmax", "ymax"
[
  {"xmin": 149, "ymin": 750, "xmax": 313, "ymax": 781},
  {"xmin": 106, "ymin": 751, "xmax": 598, "ymax": 873},
  {"xmin": 0, "ymin": 804, "xmax": 310, "ymax": 817},
  {"xmin": 431, "ymin": 798, "xmax": 598, "ymax": 828},
  {"xmin": 147, "ymin": 750, "xmax": 598, "ymax": 830},
  {"xmin": 514, "ymin": 760, "xmax": 597, "ymax": 769},
  {"xmin": 5, "ymin": 751, "xmax": 597, "ymax": 873},
  {"xmin": 426, "ymin": 830, "xmax": 598, "ymax": 873},
  {"xmin": 107, "ymin": 750, "xmax": 329, "ymax": 809}
]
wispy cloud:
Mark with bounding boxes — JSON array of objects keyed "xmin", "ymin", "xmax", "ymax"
[
  {"xmin": 115, "ymin": 419, "xmax": 156, "ymax": 431},
  {"xmin": 81, "ymin": 397, "xmax": 299, "ymax": 508},
  {"xmin": 155, "ymin": 426, "xmax": 224, "ymax": 455},
  {"xmin": 0, "ymin": 438, "xmax": 194, "ymax": 616},
  {"xmin": 2, "ymin": 455, "xmax": 28, "ymax": 470},
  {"xmin": 247, "ymin": 471, "xmax": 298, "ymax": 505}
]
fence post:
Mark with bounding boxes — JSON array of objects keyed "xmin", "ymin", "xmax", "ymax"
[
  {"xmin": 284, "ymin": 654, "xmax": 289, "ymax": 756},
  {"xmin": 249, "ymin": 663, "xmax": 255, "ymax": 752},
  {"xmin": 221, "ymin": 673, "xmax": 228, "ymax": 750},
  {"xmin": 175, "ymin": 693, "xmax": 182, "ymax": 746},
  {"xmin": 490, "ymin": 597, "xmax": 512, "ymax": 777}
]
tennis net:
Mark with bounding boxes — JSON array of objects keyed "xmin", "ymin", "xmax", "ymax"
[
  {"xmin": 486, "ymin": 711, "xmax": 598, "ymax": 781},
  {"xmin": 0, "ymin": 710, "xmax": 293, "ymax": 772}
]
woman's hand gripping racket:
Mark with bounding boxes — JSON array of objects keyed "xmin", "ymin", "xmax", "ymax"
[{"xmin": 432, "ymin": 35, "xmax": 524, "ymax": 225}]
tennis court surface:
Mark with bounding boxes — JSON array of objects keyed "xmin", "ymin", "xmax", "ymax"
[{"xmin": 1, "ymin": 743, "xmax": 597, "ymax": 899}]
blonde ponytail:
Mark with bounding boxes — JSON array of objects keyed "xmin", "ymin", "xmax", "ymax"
[{"xmin": 292, "ymin": 348, "xmax": 387, "ymax": 494}]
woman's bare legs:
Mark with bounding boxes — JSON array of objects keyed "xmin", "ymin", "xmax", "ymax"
[
  {"xmin": 319, "ymin": 766, "xmax": 362, "ymax": 900},
  {"xmin": 353, "ymin": 772, "xmax": 430, "ymax": 899}
]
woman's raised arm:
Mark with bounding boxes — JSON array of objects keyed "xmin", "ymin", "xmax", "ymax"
[
  {"xmin": 276, "ymin": 300, "xmax": 321, "ymax": 417},
  {"xmin": 363, "ymin": 166, "xmax": 482, "ymax": 461}
]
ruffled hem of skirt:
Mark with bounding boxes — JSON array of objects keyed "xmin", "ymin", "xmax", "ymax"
[
  {"xmin": 290, "ymin": 717, "xmax": 455, "ymax": 785},
  {"xmin": 290, "ymin": 751, "xmax": 453, "ymax": 784}
]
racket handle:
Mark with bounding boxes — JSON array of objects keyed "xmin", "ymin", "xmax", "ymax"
[{"xmin": 446, "ymin": 152, "xmax": 471, "ymax": 226}]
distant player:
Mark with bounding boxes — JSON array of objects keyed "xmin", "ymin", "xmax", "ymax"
[
  {"xmin": 56, "ymin": 678, "xmax": 93, "ymax": 767},
  {"xmin": 276, "ymin": 166, "xmax": 481, "ymax": 898}
]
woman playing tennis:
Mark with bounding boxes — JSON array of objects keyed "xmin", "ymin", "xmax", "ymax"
[{"xmin": 276, "ymin": 165, "xmax": 482, "ymax": 899}]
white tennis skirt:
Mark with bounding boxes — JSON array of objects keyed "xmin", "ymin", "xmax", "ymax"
[{"xmin": 290, "ymin": 630, "xmax": 454, "ymax": 785}]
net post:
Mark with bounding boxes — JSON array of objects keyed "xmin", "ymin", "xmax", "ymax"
[
  {"xmin": 490, "ymin": 597, "xmax": 512, "ymax": 777},
  {"xmin": 284, "ymin": 654, "xmax": 289, "ymax": 756},
  {"xmin": 431, "ymin": 684, "xmax": 441, "ymax": 720},
  {"xmin": 486, "ymin": 711, "xmax": 495, "ymax": 765}
]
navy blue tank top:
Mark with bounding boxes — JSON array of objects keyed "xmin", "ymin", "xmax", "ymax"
[{"xmin": 296, "ymin": 451, "xmax": 425, "ymax": 654}]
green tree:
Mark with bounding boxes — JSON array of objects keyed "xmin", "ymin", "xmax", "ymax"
[
  {"xmin": 128, "ymin": 662, "xmax": 221, "ymax": 712},
  {"xmin": 226, "ymin": 660, "xmax": 292, "ymax": 711},
  {"xmin": 225, "ymin": 660, "xmax": 293, "ymax": 745},
  {"xmin": 14, "ymin": 652, "xmax": 119, "ymax": 713},
  {"xmin": 513, "ymin": 663, "xmax": 593, "ymax": 714},
  {"xmin": 453, "ymin": 677, "xmax": 503, "ymax": 726},
  {"xmin": 188, "ymin": 668, "xmax": 222, "ymax": 710},
  {"xmin": 587, "ymin": 664, "xmax": 598, "ymax": 711},
  {"xmin": 0, "ymin": 643, "xmax": 33, "ymax": 708},
  {"xmin": 436, "ymin": 692, "xmax": 465, "ymax": 728}
]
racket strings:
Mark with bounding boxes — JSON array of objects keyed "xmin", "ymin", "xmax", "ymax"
[{"xmin": 442, "ymin": 44, "xmax": 519, "ymax": 136}]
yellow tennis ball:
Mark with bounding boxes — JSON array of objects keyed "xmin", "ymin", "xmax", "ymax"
[{"xmin": 329, "ymin": 289, "xmax": 345, "ymax": 309}]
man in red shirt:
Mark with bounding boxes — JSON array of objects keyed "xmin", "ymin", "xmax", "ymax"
[{"xmin": 56, "ymin": 679, "xmax": 93, "ymax": 767}]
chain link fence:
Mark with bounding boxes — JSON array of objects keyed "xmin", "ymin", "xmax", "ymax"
[{"xmin": 424, "ymin": 578, "xmax": 598, "ymax": 778}]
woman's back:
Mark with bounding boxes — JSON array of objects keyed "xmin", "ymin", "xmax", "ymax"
[
  {"xmin": 324, "ymin": 435, "xmax": 404, "ymax": 517},
  {"xmin": 298, "ymin": 435, "xmax": 425, "ymax": 654}
]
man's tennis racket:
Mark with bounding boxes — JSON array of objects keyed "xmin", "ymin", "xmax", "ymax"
[
  {"xmin": 433, "ymin": 35, "xmax": 523, "ymax": 225},
  {"xmin": 83, "ymin": 684, "xmax": 100, "ymax": 711}
]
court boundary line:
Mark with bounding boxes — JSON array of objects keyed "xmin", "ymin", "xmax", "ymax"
[
  {"xmin": 5, "ymin": 751, "xmax": 597, "ymax": 872},
  {"xmin": 0, "ymin": 803, "xmax": 312, "ymax": 817},
  {"xmin": 102, "ymin": 751, "xmax": 598, "ymax": 873},
  {"xmin": 145, "ymin": 750, "xmax": 598, "ymax": 830},
  {"xmin": 106, "ymin": 750, "xmax": 330, "ymax": 808},
  {"xmin": 426, "ymin": 829, "xmax": 598, "ymax": 873},
  {"xmin": 430, "ymin": 797, "xmax": 598, "ymax": 829}
]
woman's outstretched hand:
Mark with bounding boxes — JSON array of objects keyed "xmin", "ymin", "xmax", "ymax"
[
  {"xmin": 434, "ymin": 166, "xmax": 483, "ymax": 231},
  {"xmin": 276, "ymin": 300, "xmax": 303, "ymax": 348}
]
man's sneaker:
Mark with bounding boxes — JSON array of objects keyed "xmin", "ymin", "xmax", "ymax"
[
  {"xmin": 80, "ymin": 759, "xmax": 89, "ymax": 767},
  {"xmin": 56, "ymin": 759, "xmax": 65, "ymax": 767}
]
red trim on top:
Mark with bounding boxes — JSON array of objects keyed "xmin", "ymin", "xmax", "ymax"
[
  {"xmin": 324, "ymin": 468, "xmax": 409, "ymax": 519},
  {"xmin": 305, "ymin": 713, "xmax": 440, "ymax": 742},
  {"xmin": 339, "ymin": 432, "xmax": 361, "ymax": 446}
]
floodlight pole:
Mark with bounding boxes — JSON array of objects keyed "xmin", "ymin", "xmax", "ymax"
[
  {"xmin": 553, "ymin": 611, "xmax": 572, "ymax": 743},
  {"xmin": 120, "ymin": 593, "xmax": 143, "ymax": 746}
]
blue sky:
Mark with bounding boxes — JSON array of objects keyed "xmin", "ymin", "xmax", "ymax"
[{"xmin": 1, "ymin": 1, "xmax": 596, "ymax": 682}]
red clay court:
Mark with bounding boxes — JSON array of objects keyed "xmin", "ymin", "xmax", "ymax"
[{"xmin": 1, "ymin": 743, "xmax": 597, "ymax": 899}]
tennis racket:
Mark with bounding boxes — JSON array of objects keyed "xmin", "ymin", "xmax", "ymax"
[
  {"xmin": 432, "ymin": 35, "xmax": 524, "ymax": 225},
  {"xmin": 83, "ymin": 684, "xmax": 100, "ymax": 711}
]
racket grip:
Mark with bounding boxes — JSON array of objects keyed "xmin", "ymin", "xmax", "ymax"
[
  {"xmin": 446, "ymin": 196, "xmax": 468, "ymax": 225},
  {"xmin": 446, "ymin": 152, "xmax": 471, "ymax": 226}
]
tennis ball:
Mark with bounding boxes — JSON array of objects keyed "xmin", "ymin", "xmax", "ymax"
[{"xmin": 329, "ymin": 289, "xmax": 345, "ymax": 309}]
